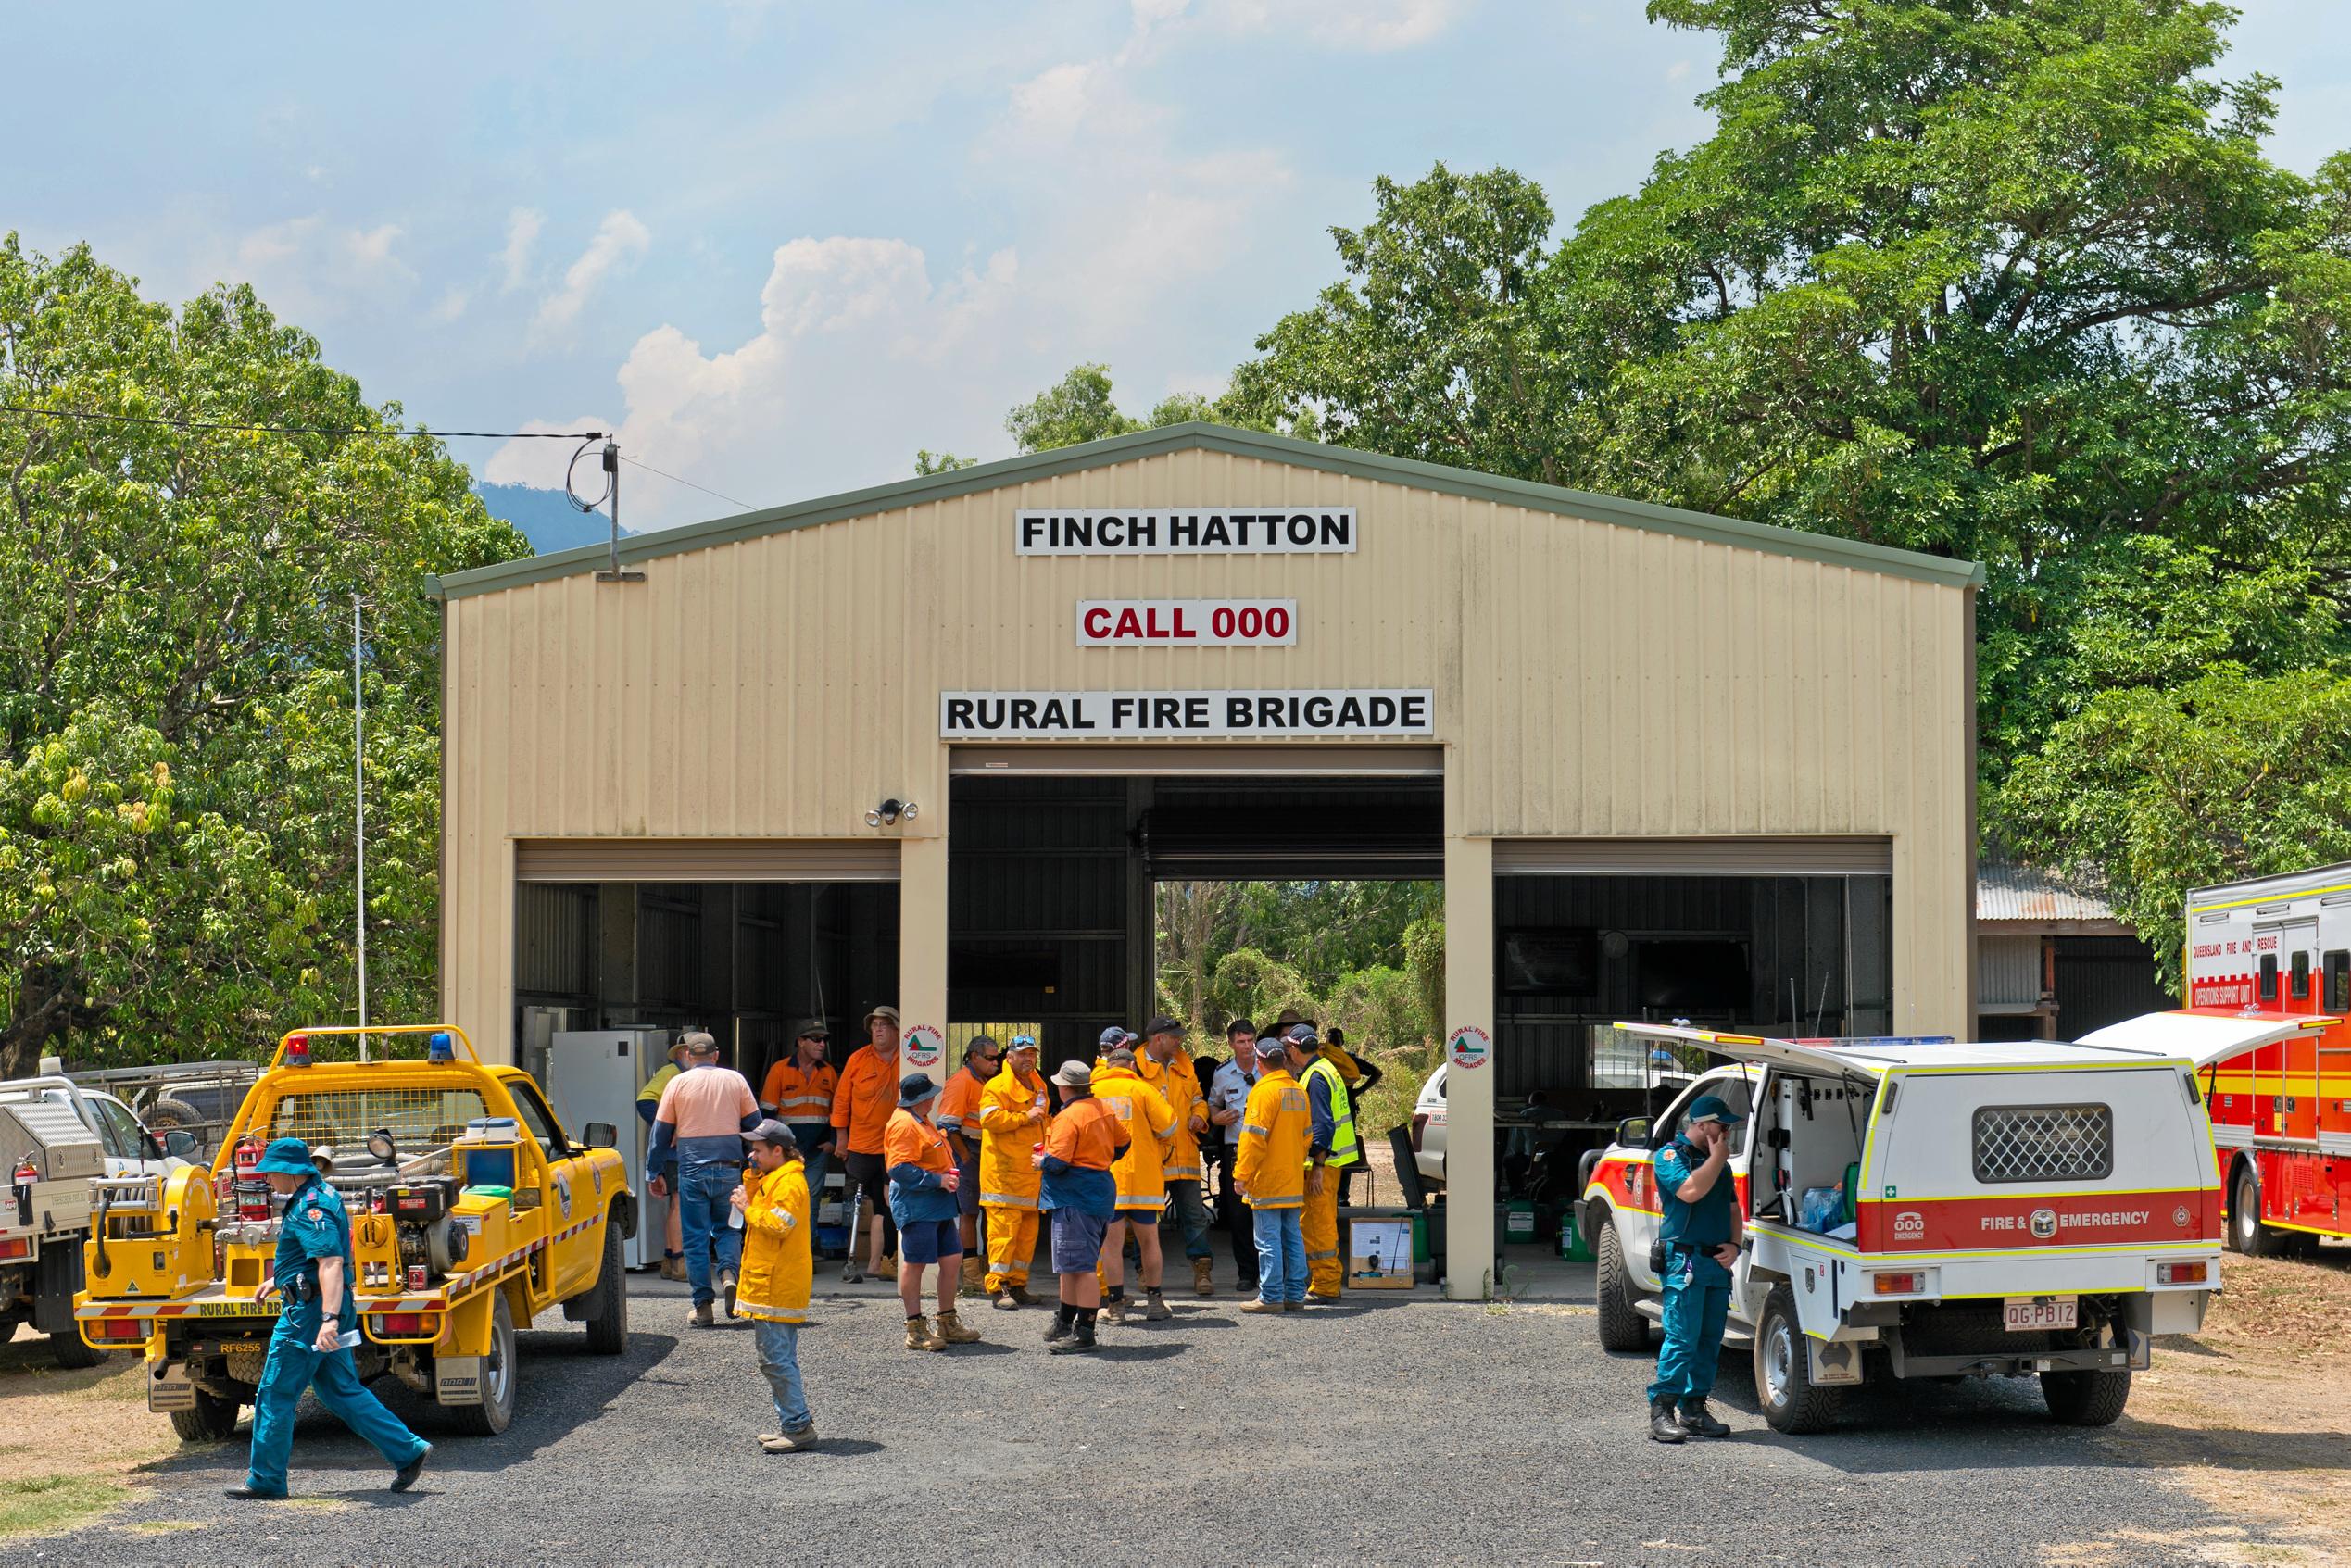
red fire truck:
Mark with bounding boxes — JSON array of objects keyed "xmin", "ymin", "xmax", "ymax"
[{"xmin": 2175, "ymin": 861, "xmax": 2351, "ymax": 1255}]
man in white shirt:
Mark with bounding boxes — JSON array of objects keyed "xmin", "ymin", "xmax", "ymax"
[{"xmin": 1204, "ymin": 1018, "xmax": 1261, "ymax": 1297}]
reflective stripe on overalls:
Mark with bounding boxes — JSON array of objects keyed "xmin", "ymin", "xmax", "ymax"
[{"xmin": 1302, "ymin": 1058, "xmax": 1359, "ymax": 1169}]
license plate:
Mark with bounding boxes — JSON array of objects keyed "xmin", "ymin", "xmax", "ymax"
[
  {"xmin": 194, "ymin": 1301, "xmax": 278, "ymax": 1318},
  {"xmin": 2003, "ymin": 1296, "xmax": 2076, "ymax": 1332}
]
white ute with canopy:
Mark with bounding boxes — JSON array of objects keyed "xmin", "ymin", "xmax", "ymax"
[{"xmin": 1573, "ymin": 1011, "xmax": 2275, "ymax": 1432}]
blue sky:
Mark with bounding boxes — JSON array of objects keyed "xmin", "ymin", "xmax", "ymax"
[{"xmin": 8, "ymin": 1, "xmax": 2348, "ymax": 532}]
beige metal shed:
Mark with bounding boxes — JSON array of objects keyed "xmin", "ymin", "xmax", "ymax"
[{"xmin": 432, "ymin": 422, "xmax": 1980, "ymax": 1297}]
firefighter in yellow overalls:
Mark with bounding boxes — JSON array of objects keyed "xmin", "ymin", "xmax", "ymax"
[{"xmin": 1293, "ymin": 1024, "xmax": 1359, "ymax": 1300}]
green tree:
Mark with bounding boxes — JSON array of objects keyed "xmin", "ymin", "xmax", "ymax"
[
  {"xmin": 1227, "ymin": 1, "xmax": 2351, "ymax": 946},
  {"xmin": 1004, "ymin": 363, "xmax": 1262, "ymax": 454},
  {"xmin": 2001, "ymin": 669, "xmax": 2351, "ymax": 991},
  {"xmin": 912, "ymin": 448, "xmax": 978, "ymax": 476},
  {"xmin": 0, "ymin": 237, "xmax": 528, "ymax": 1074}
]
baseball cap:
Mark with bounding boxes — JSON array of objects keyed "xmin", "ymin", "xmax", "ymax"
[
  {"xmin": 898, "ymin": 1073, "xmax": 940, "ymax": 1107},
  {"xmin": 796, "ymin": 1019, "xmax": 830, "ymax": 1040},
  {"xmin": 748, "ymin": 1119, "xmax": 798, "ymax": 1149},
  {"xmin": 1144, "ymin": 1015, "xmax": 1183, "ymax": 1038},
  {"xmin": 1254, "ymin": 1037, "xmax": 1289, "ymax": 1062},
  {"xmin": 1103, "ymin": 1046, "xmax": 1138, "ymax": 1069},
  {"xmin": 681, "ymin": 1031, "xmax": 719, "ymax": 1057},
  {"xmin": 1284, "ymin": 1022, "xmax": 1320, "ymax": 1048},
  {"xmin": 1051, "ymin": 1060, "xmax": 1093, "ymax": 1088},
  {"xmin": 1687, "ymin": 1094, "xmax": 1743, "ymax": 1128},
  {"xmin": 1008, "ymin": 1034, "xmax": 1040, "ymax": 1053},
  {"xmin": 255, "ymin": 1136, "xmax": 320, "ymax": 1176},
  {"xmin": 1098, "ymin": 1025, "xmax": 1128, "ymax": 1050}
]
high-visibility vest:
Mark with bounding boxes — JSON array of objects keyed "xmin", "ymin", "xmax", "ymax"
[{"xmin": 1302, "ymin": 1057, "xmax": 1359, "ymax": 1170}]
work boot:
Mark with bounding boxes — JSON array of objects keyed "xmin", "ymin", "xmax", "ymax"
[
  {"xmin": 873, "ymin": 1254, "xmax": 899, "ymax": 1282},
  {"xmin": 1143, "ymin": 1288, "xmax": 1171, "ymax": 1321},
  {"xmin": 719, "ymin": 1269, "xmax": 739, "ymax": 1319},
  {"xmin": 841, "ymin": 1259, "xmax": 865, "ymax": 1285},
  {"xmin": 1649, "ymin": 1397, "xmax": 1686, "ymax": 1444},
  {"xmin": 1677, "ymin": 1399, "xmax": 1730, "ymax": 1439},
  {"xmin": 690, "ymin": 1301, "xmax": 715, "ymax": 1329},
  {"xmin": 661, "ymin": 1256, "xmax": 686, "ymax": 1282},
  {"xmin": 1100, "ymin": 1297, "xmax": 1130, "ymax": 1327},
  {"xmin": 1282, "ymin": 1301, "xmax": 1305, "ymax": 1312},
  {"xmin": 1043, "ymin": 1311, "xmax": 1075, "ymax": 1345},
  {"xmin": 935, "ymin": 1310, "xmax": 981, "ymax": 1345},
  {"xmin": 1049, "ymin": 1315, "xmax": 1100, "ymax": 1355},
  {"xmin": 959, "ymin": 1256, "xmax": 987, "ymax": 1297},
  {"xmin": 904, "ymin": 1315, "xmax": 947, "ymax": 1352},
  {"xmin": 221, "ymin": 1485, "xmax": 286, "ymax": 1501},
  {"xmin": 389, "ymin": 1445, "xmax": 429, "ymax": 1493},
  {"xmin": 1010, "ymin": 1285, "xmax": 1041, "ymax": 1306},
  {"xmin": 1238, "ymin": 1299, "xmax": 1281, "ymax": 1315},
  {"xmin": 1192, "ymin": 1258, "xmax": 1216, "ymax": 1298},
  {"xmin": 761, "ymin": 1424, "xmax": 819, "ymax": 1453},
  {"xmin": 1305, "ymin": 1290, "xmax": 1339, "ymax": 1305},
  {"xmin": 992, "ymin": 1287, "xmax": 1021, "ymax": 1311}
]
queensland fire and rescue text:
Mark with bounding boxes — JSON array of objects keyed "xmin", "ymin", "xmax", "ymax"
[
  {"xmin": 1014, "ymin": 508, "xmax": 1355, "ymax": 556},
  {"xmin": 939, "ymin": 689, "xmax": 1432, "ymax": 738}
]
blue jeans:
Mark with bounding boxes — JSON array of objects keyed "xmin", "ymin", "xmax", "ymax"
[
  {"xmin": 678, "ymin": 1160, "xmax": 744, "ymax": 1308},
  {"xmin": 1166, "ymin": 1178, "xmax": 1213, "ymax": 1261},
  {"xmin": 1251, "ymin": 1205, "xmax": 1306, "ymax": 1305},
  {"xmin": 245, "ymin": 1311, "xmax": 428, "ymax": 1496},
  {"xmin": 753, "ymin": 1320, "xmax": 811, "ymax": 1432},
  {"xmin": 1647, "ymin": 1247, "xmax": 1731, "ymax": 1402}
]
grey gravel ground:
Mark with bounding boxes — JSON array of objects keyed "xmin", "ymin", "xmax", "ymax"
[{"xmin": 2, "ymin": 1261, "xmax": 2270, "ymax": 1568}]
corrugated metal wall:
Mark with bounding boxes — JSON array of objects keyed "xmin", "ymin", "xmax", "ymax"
[
  {"xmin": 2053, "ymin": 935, "xmax": 2175, "ymax": 1036},
  {"xmin": 445, "ymin": 447, "xmax": 1972, "ymax": 1060}
]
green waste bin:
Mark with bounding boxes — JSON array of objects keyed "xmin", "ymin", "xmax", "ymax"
[{"xmin": 1501, "ymin": 1200, "xmax": 1536, "ymax": 1244}]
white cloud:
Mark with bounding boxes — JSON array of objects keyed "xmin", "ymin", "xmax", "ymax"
[
  {"xmin": 223, "ymin": 216, "xmax": 416, "ymax": 320},
  {"xmin": 430, "ymin": 284, "xmax": 471, "ymax": 323},
  {"xmin": 500, "ymin": 207, "xmax": 544, "ymax": 293},
  {"xmin": 1666, "ymin": 58, "xmax": 1692, "ymax": 82},
  {"xmin": 480, "ymin": 415, "xmax": 619, "ymax": 490},
  {"xmin": 1207, "ymin": 0, "xmax": 1464, "ymax": 50},
  {"xmin": 529, "ymin": 209, "xmax": 649, "ymax": 344}
]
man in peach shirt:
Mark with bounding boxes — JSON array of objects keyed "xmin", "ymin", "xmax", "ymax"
[{"xmin": 648, "ymin": 1033, "xmax": 761, "ymax": 1327}]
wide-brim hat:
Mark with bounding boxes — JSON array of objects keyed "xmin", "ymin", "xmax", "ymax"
[
  {"xmin": 898, "ymin": 1072, "xmax": 940, "ymax": 1107},
  {"xmin": 255, "ymin": 1136, "xmax": 320, "ymax": 1176},
  {"xmin": 1051, "ymin": 1060, "xmax": 1093, "ymax": 1088},
  {"xmin": 865, "ymin": 1004, "xmax": 901, "ymax": 1030}
]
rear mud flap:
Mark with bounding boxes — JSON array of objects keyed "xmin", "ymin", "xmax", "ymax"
[
  {"xmin": 1808, "ymin": 1337, "xmax": 1866, "ymax": 1386},
  {"xmin": 435, "ymin": 1355, "xmax": 484, "ymax": 1406},
  {"xmin": 148, "ymin": 1361, "xmax": 196, "ymax": 1413},
  {"xmin": 2126, "ymin": 1328, "xmax": 2152, "ymax": 1371}
]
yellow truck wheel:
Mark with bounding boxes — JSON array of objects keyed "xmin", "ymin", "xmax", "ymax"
[{"xmin": 446, "ymin": 1292, "xmax": 519, "ymax": 1436}]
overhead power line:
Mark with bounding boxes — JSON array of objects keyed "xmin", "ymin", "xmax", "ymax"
[
  {"xmin": 620, "ymin": 455, "xmax": 753, "ymax": 512},
  {"xmin": 0, "ymin": 403, "xmax": 602, "ymax": 441}
]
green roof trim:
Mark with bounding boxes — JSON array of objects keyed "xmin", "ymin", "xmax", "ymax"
[{"xmin": 432, "ymin": 422, "xmax": 1984, "ymax": 600}]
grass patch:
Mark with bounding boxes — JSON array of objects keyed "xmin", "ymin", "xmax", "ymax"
[{"xmin": 0, "ymin": 1474, "xmax": 130, "ymax": 1539}]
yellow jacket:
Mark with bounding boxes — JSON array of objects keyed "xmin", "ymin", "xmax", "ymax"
[
  {"xmin": 976, "ymin": 1063, "xmax": 1050, "ymax": 1210},
  {"xmin": 1136, "ymin": 1051, "xmax": 1207, "ymax": 1182},
  {"xmin": 1236, "ymin": 1068, "xmax": 1311, "ymax": 1210},
  {"xmin": 735, "ymin": 1160, "xmax": 811, "ymax": 1324},
  {"xmin": 1092, "ymin": 1062, "xmax": 1176, "ymax": 1210}
]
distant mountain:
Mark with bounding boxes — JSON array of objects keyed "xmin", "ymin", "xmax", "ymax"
[{"xmin": 475, "ymin": 483, "xmax": 625, "ymax": 557}]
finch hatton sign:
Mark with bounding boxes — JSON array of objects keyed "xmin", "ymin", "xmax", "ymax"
[
  {"xmin": 940, "ymin": 690, "xmax": 1433, "ymax": 739},
  {"xmin": 1016, "ymin": 508, "xmax": 1355, "ymax": 557}
]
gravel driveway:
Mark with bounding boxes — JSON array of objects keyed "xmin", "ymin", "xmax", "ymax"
[{"xmin": 0, "ymin": 1266, "xmax": 2274, "ymax": 1567}]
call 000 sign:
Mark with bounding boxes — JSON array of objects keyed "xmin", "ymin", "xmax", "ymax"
[
  {"xmin": 940, "ymin": 689, "xmax": 1433, "ymax": 738},
  {"xmin": 1075, "ymin": 599, "xmax": 1297, "ymax": 646}
]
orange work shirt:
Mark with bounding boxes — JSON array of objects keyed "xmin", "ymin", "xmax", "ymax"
[
  {"xmin": 933, "ymin": 1066, "xmax": 989, "ymax": 1150},
  {"xmin": 760, "ymin": 1058, "xmax": 837, "ymax": 1122},
  {"xmin": 1044, "ymin": 1096, "xmax": 1123, "ymax": 1172},
  {"xmin": 830, "ymin": 1046, "xmax": 901, "ymax": 1156},
  {"xmin": 882, "ymin": 1107, "xmax": 954, "ymax": 1179}
]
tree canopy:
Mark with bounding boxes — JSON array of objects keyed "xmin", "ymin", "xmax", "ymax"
[
  {"xmin": 1005, "ymin": 1, "xmax": 2351, "ymax": 979},
  {"xmin": 0, "ymin": 236, "xmax": 527, "ymax": 1073}
]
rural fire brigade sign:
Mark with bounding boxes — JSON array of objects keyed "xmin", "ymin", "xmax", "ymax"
[
  {"xmin": 1077, "ymin": 600, "xmax": 1297, "ymax": 647},
  {"xmin": 1016, "ymin": 508, "xmax": 1355, "ymax": 556},
  {"xmin": 941, "ymin": 690, "xmax": 1432, "ymax": 738}
]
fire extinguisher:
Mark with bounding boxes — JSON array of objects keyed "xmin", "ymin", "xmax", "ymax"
[{"xmin": 233, "ymin": 1135, "xmax": 270, "ymax": 1222}]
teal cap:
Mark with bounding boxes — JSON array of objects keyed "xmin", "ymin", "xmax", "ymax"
[
  {"xmin": 1687, "ymin": 1094, "xmax": 1742, "ymax": 1128},
  {"xmin": 254, "ymin": 1136, "xmax": 320, "ymax": 1176}
]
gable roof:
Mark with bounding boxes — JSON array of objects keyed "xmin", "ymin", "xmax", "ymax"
[{"xmin": 432, "ymin": 421, "xmax": 1985, "ymax": 601}]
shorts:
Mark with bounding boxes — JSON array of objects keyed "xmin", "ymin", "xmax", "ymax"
[
  {"xmin": 1113, "ymin": 1204, "xmax": 1160, "ymax": 1227},
  {"xmin": 1050, "ymin": 1208, "xmax": 1109, "ymax": 1274},
  {"xmin": 955, "ymin": 1150, "xmax": 980, "ymax": 1218},
  {"xmin": 898, "ymin": 1217, "xmax": 962, "ymax": 1266}
]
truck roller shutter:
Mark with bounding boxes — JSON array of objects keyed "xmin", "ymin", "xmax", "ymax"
[
  {"xmin": 513, "ymin": 839, "xmax": 902, "ymax": 884},
  {"xmin": 1492, "ymin": 836, "xmax": 1893, "ymax": 876}
]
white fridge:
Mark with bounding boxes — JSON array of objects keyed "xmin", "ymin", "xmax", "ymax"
[{"xmin": 547, "ymin": 1027, "xmax": 673, "ymax": 1271}]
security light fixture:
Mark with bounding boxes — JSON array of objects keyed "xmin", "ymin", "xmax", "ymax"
[{"xmin": 865, "ymin": 797, "xmax": 918, "ymax": 827}]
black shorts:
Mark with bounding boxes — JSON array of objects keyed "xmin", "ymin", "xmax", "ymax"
[{"xmin": 844, "ymin": 1150, "xmax": 888, "ymax": 1203}]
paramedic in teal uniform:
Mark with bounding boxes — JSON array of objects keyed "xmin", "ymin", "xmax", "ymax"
[
  {"xmin": 224, "ymin": 1137, "xmax": 432, "ymax": 1500},
  {"xmin": 1646, "ymin": 1095, "xmax": 1743, "ymax": 1444}
]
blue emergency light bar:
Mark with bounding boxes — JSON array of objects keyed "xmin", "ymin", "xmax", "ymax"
[{"xmin": 427, "ymin": 1032, "xmax": 456, "ymax": 1061}]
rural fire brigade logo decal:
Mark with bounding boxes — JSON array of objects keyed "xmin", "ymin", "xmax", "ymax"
[
  {"xmin": 903, "ymin": 1025, "xmax": 945, "ymax": 1071},
  {"xmin": 554, "ymin": 1172, "xmax": 573, "ymax": 1222},
  {"xmin": 2030, "ymin": 1208, "xmax": 2058, "ymax": 1240},
  {"xmin": 1446, "ymin": 1026, "xmax": 1491, "ymax": 1071},
  {"xmin": 2174, "ymin": 1205, "xmax": 2190, "ymax": 1228}
]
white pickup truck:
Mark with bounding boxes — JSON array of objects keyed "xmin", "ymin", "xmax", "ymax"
[{"xmin": 1576, "ymin": 1012, "xmax": 2264, "ymax": 1432}]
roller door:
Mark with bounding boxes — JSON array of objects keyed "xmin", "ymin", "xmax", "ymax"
[
  {"xmin": 513, "ymin": 838, "xmax": 901, "ymax": 883},
  {"xmin": 1493, "ymin": 836, "xmax": 1892, "ymax": 876}
]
